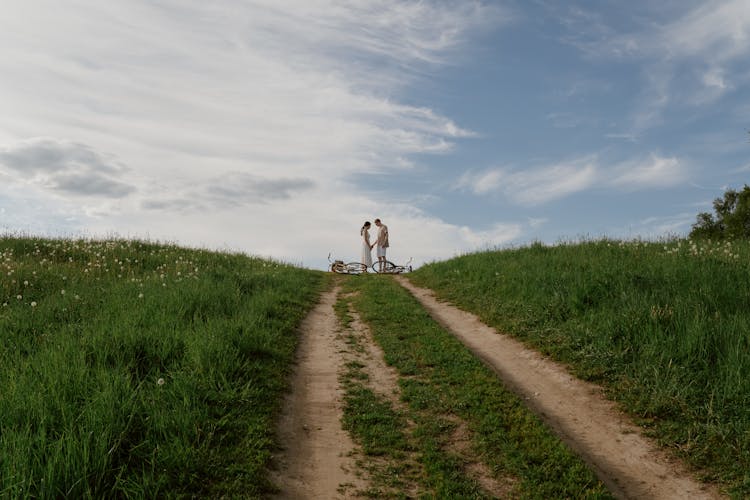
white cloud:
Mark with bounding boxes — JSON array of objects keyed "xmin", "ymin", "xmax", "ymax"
[
  {"xmin": 731, "ymin": 162, "xmax": 750, "ymax": 173},
  {"xmin": 654, "ymin": 0, "xmax": 750, "ymax": 63},
  {"xmin": 0, "ymin": 1, "xmax": 517, "ymax": 267},
  {"xmin": 631, "ymin": 213, "xmax": 695, "ymax": 238},
  {"xmin": 456, "ymin": 222, "xmax": 523, "ymax": 249},
  {"xmin": 458, "ymin": 158, "xmax": 599, "ymax": 205},
  {"xmin": 0, "ymin": 2, "xmax": 503, "ymax": 183},
  {"xmin": 459, "ymin": 154, "xmax": 689, "ymax": 204},
  {"xmin": 0, "ymin": 138, "xmax": 136, "ymax": 198},
  {"xmin": 610, "ymin": 155, "xmax": 688, "ymax": 189},
  {"xmin": 528, "ymin": 217, "xmax": 548, "ymax": 229},
  {"xmin": 565, "ymin": 1, "xmax": 750, "ymax": 136},
  {"xmin": 75, "ymin": 185, "xmax": 523, "ymax": 270},
  {"xmin": 702, "ymin": 67, "xmax": 729, "ymax": 91},
  {"xmin": 587, "ymin": 1, "xmax": 750, "ymax": 65}
]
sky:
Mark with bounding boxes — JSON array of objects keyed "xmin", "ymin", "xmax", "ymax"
[{"xmin": 1, "ymin": 0, "xmax": 749, "ymax": 270}]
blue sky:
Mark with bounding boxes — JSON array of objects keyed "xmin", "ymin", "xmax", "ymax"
[{"xmin": 1, "ymin": 1, "xmax": 749, "ymax": 269}]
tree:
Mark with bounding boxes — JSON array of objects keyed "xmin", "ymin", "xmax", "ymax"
[{"xmin": 690, "ymin": 184, "xmax": 750, "ymax": 239}]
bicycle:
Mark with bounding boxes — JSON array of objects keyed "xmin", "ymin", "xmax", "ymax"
[
  {"xmin": 328, "ymin": 253, "xmax": 368, "ymax": 275},
  {"xmin": 371, "ymin": 258, "xmax": 412, "ymax": 274}
]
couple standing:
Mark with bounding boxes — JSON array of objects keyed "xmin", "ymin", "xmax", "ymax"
[{"xmin": 360, "ymin": 218, "xmax": 389, "ymax": 269}]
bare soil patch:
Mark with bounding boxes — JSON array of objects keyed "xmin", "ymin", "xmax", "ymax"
[
  {"xmin": 442, "ymin": 414, "xmax": 518, "ymax": 498},
  {"xmin": 346, "ymin": 306, "xmax": 403, "ymax": 406},
  {"xmin": 269, "ymin": 287, "xmax": 366, "ymax": 499},
  {"xmin": 396, "ymin": 276, "xmax": 723, "ymax": 500}
]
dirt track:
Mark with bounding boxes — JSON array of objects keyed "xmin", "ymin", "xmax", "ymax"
[
  {"xmin": 396, "ymin": 276, "xmax": 722, "ymax": 500},
  {"xmin": 269, "ymin": 287, "xmax": 365, "ymax": 498}
]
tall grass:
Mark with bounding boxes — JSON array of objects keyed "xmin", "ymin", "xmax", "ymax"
[
  {"xmin": 411, "ymin": 238, "xmax": 750, "ymax": 497},
  {"xmin": 0, "ymin": 236, "xmax": 324, "ymax": 498}
]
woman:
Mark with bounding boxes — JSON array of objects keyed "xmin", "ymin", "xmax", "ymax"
[{"xmin": 361, "ymin": 221, "xmax": 374, "ymax": 268}]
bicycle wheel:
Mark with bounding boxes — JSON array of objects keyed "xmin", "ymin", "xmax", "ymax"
[
  {"xmin": 371, "ymin": 260, "xmax": 398, "ymax": 273},
  {"xmin": 345, "ymin": 262, "xmax": 367, "ymax": 274},
  {"xmin": 330, "ymin": 262, "xmax": 347, "ymax": 273}
]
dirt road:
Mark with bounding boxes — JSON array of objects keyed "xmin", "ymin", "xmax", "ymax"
[
  {"xmin": 270, "ymin": 287, "xmax": 365, "ymax": 498},
  {"xmin": 396, "ymin": 276, "xmax": 722, "ymax": 500}
]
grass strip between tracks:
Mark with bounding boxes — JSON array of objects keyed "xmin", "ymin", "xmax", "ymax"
[{"xmin": 340, "ymin": 276, "xmax": 611, "ymax": 498}]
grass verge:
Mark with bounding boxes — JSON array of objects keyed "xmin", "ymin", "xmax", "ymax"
[
  {"xmin": 0, "ymin": 236, "xmax": 324, "ymax": 498},
  {"xmin": 411, "ymin": 238, "xmax": 750, "ymax": 497},
  {"xmin": 341, "ymin": 276, "xmax": 611, "ymax": 498}
]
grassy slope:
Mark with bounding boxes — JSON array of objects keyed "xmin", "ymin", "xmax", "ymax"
[
  {"xmin": 411, "ymin": 239, "xmax": 750, "ymax": 497},
  {"xmin": 341, "ymin": 276, "xmax": 611, "ymax": 498},
  {"xmin": 0, "ymin": 237, "xmax": 324, "ymax": 498}
]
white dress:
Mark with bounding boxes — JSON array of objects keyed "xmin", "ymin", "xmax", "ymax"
[{"xmin": 361, "ymin": 230, "xmax": 373, "ymax": 267}]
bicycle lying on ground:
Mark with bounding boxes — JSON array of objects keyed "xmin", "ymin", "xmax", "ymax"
[
  {"xmin": 328, "ymin": 254, "xmax": 413, "ymax": 274},
  {"xmin": 370, "ymin": 258, "xmax": 412, "ymax": 274},
  {"xmin": 328, "ymin": 254, "xmax": 368, "ymax": 275}
]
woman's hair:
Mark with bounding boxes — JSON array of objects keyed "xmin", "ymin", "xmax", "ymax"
[{"xmin": 361, "ymin": 221, "xmax": 371, "ymax": 235}]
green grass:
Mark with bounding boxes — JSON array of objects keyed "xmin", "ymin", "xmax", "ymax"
[
  {"xmin": 0, "ymin": 236, "xmax": 324, "ymax": 498},
  {"xmin": 411, "ymin": 238, "xmax": 750, "ymax": 497},
  {"xmin": 342, "ymin": 276, "xmax": 611, "ymax": 498},
  {"xmin": 337, "ymin": 293, "xmax": 494, "ymax": 498}
]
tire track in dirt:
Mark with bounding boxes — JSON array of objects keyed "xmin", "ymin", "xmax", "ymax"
[
  {"xmin": 396, "ymin": 276, "xmax": 723, "ymax": 500},
  {"xmin": 269, "ymin": 286, "xmax": 366, "ymax": 499}
]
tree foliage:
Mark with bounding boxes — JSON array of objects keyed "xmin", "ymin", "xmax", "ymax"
[{"xmin": 690, "ymin": 184, "xmax": 750, "ymax": 239}]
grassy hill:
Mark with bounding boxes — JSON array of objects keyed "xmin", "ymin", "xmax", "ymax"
[
  {"xmin": 5, "ymin": 235, "xmax": 747, "ymax": 497},
  {"xmin": 411, "ymin": 238, "xmax": 750, "ymax": 497},
  {"xmin": 0, "ymin": 236, "xmax": 324, "ymax": 498}
]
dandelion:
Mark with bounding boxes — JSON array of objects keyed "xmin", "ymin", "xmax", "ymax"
[
  {"xmin": 30, "ymin": 301, "xmax": 37, "ymax": 307},
  {"xmin": 157, "ymin": 378, "xmax": 165, "ymax": 386},
  {"xmin": 74, "ymin": 294, "xmax": 80, "ymax": 300},
  {"xmin": 23, "ymin": 280, "xmax": 28, "ymax": 286},
  {"xmin": 138, "ymin": 293, "xmax": 144, "ymax": 299},
  {"xmin": 16, "ymin": 295, "xmax": 22, "ymax": 300}
]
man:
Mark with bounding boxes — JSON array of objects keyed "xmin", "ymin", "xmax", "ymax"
[{"xmin": 374, "ymin": 218, "xmax": 389, "ymax": 271}]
